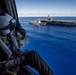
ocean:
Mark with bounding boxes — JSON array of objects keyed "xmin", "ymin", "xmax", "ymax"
[{"xmin": 19, "ymin": 17, "xmax": 76, "ymax": 75}]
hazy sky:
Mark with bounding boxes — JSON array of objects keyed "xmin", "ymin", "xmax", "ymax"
[{"xmin": 15, "ymin": 0, "xmax": 76, "ymax": 17}]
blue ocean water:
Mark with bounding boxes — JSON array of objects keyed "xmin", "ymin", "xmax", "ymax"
[{"xmin": 19, "ymin": 17, "xmax": 76, "ymax": 75}]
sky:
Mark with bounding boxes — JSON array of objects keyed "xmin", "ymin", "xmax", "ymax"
[{"xmin": 15, "ymin": 0, "xmax": 76, "ymax": 17}]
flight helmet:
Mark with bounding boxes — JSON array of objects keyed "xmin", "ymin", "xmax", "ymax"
[{"xmin": 0, "ymin": 12, "xmax": 16, "ymax": 36}]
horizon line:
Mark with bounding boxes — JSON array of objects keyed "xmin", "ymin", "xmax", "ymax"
[{"xmin": 18, "ymin": 15, "xmax": 76, "ymax": 17}]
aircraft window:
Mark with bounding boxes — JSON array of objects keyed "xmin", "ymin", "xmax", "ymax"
[{"xmin": 5, "ymin": 0, "xmax": 13, "ymax": 16}]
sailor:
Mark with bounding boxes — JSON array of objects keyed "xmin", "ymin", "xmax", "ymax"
[{"xmin": 0, "ymin": 0, "xmax": 53, "ymax": 75}]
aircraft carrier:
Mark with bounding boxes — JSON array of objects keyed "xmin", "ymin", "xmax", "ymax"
[
  {"xmin": 29, "ymin": 17, "xmax": 76, "ymax": 26},
  {"xmin": 41, "ymin": 17, "xmax": 76, "ymax": 26}
]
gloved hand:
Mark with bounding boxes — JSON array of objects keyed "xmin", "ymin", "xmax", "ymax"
[
  {"xmin": 16, "ymin": 23, "xmax": 26, "ymax": 40},
  {"xmin": 13, "ymin": 49, "xmax": 22, "ymax": 58},
  {"xmin": 10, "ymin": 49, "xmax": 25, "ymax": 67},
  {"xmin": 0, "ymin": 56, "xmax": 25, "ymax": 70}
]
